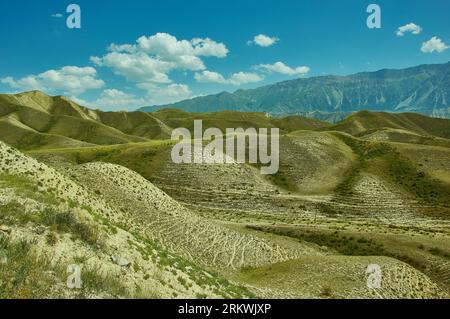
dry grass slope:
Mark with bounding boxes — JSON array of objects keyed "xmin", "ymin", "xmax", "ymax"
[
  {"xmin": 0, "ymin": 141, "xmax": 256, "ymax": 298},
  {"xmin": 69, "ymin": 162, "xmax": 301, "ymax": 270}
]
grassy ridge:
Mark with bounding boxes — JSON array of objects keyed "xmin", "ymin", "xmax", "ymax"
[
  {"xmin": 333, "ymin": 133, "xmax": 450, "ymax": 206},
  {"xmin": 247, "ymin": 224, "xmax": 450, "ymax": 293},
  {"xmin": 329, "ymin": 111, "xmax": 450, "ymax": 139},
  {"xmin": 0, "ymin": 92, "xmax": 331, "ymax": 150}
]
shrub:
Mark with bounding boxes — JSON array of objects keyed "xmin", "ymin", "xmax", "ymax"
[{"xmin": 320, "ymin": 286, "xmax": 333, "ymax": 298}]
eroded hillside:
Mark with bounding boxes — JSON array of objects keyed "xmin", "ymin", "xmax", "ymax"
[{"xmin": 1, "ymin": 92, "xmax": 450, "ymax": 299}]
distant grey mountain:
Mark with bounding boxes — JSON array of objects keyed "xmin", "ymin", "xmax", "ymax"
[{"xmin": 139, "ymin": 62, "xmax": 450, "ymax": 122}]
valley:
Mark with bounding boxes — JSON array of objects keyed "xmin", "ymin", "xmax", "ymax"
[{"xmin": 0, "ymin": 91, "xmax": 449, "ymax": 299}]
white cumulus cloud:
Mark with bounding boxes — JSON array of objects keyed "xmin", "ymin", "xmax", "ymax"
[
  {"xmin": 421, "ymin": 36, "xmax": 449, "ymax": 53},
  {"xmin": 74, "ymin": 83, "xmax": 193, "ymax": 110},
  {"xmin": 195, "ymin": 70, "xmax": 263, "ymax": 86},
  {"xmin": 395, "ymin": 23, "xmax": 422, "ymax": 36},
  {"xmin": 190, "ymin": 38, "xmax": 229, "ymax": 57},
  {"xmin": 229, "ymin": 72, "xmax": 263, "ymax": 85},
  {"xmin": 91, "ymin": 52, "xmax": 173, "ymax": 84},
  {"xmin": 257, "ymin": 61, "xmax": 310, "ymax": 76},
  {"xmin": 248, "ymin": 34, "xmax": 279, "ymax": 47},
  {"xmin": 1, "ymin": 66, "xmax": 105, "ymax": 94},
  {"xmin": 91, "ymin": 33, "xmax": 228, "ymax": 85},
  {"xmin": 86, "ymin": 89, "xmax": 147, "ymax": 111},
  {"xmin": 137, "ymin": 33, "xmax": 228, "ymax": 58},
  {"xmin": 195, "ymin": 70, "xmax": 227, "ymax": 84},
  {"xmin": 137, "ymin": 83, "xmax": 193, "ymax": 105}
]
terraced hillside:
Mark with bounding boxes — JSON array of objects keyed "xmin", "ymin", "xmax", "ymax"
[
  {"xmin": 0, "ymin": 141, "xmax": 255, "ymax": 298},
  {"xmin": 1, "ymin": 92, "xmax": 450, "ymax": 298},
  {"xmin": 68, "ymin": 162, "xmax": 301, "ymax": 269},
  {"xmin": 5, "ymin": 140, "xmax": 448, "ymax": 298}
]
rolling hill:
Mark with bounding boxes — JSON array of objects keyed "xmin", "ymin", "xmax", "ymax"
[
  {"xmin": 0, "ymin": 91, "xmax": 177, "ymax": 150},
  {"xmin": 1, "ymin": 91, "xmax": 449, "ymax": 153},
  {"xmin": 0, "ymin": 91, "xmax": 328, "ymax": 150},
  {"xmin": 327, "ymin": 111, "xmax": 450, "ymax": 139},
  {"xmin": 1, "ymin": 92, "xmax": 449, "ymax": 298}
]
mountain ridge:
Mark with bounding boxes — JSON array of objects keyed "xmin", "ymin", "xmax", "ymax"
[
  {"xmin": 1, "ymin": 91, "xmax": 450, "ymax": 151},
  {"xmin": 139, "ymin": 62, "xmax": 450, "ymax": 120}
]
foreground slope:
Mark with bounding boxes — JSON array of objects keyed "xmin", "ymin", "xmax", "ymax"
[
  {"xmin": 16, "ymin": 140, "xmax": 449, "ymax": 298},
  {"xmin": 0, "ymin": 141, "xmax": 255, "ymax": 298},
  {"xmin": 27, "ymin": 131, "xmax": 450, "ymax": 297},
  {"xmin": 1, "ymin": 93, "xmax": 449, "ymax": 298},
  {"xmin": 68, "ymin": 162, "xmax": 301, "ymax": 269}
]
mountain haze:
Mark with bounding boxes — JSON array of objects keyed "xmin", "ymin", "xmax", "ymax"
[{"xmin": 140, "ymin": 62, "xmax": 450, "ymax": 121}]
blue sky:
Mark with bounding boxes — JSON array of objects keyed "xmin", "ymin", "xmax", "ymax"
[{"xmin": 0, "ymin": 0, "xmax": 449, "ymax": 111}]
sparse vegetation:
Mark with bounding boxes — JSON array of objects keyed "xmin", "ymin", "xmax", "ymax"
[
  {"xmin": 1, "ymin": 93, "xmax": 449, "ymax": 299},
  {"xmin": 247, "ymin": 225, "xmax": 387, "ymax": 256},
  {"xmin": 335, "ymin": 134, "xmax": 450, "ymax": 206}
]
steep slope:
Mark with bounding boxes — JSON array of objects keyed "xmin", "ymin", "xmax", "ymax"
[
  {"xmin": 0, "ymin": 113, "xmax": 96, "ymax": 149},
  {"xmin": 95, "ymin": 111, "xmax": 171, "ymax": 139},
  {"xmin": 360, "ymin": 128, "xmax": 450, "ymax": 148},
  {"xmin": 69, "ymin": 162, "xmax": 301, "ymax": 270},
  {"xmin": 0, "ymin": 92, "xmax": 150, "ymax": 149},
  {"xmin": 236, "ymin": 255, "xmax": 447, "ymax": 299},
  {"xmin": 274, "ymin": 131, "xmax": 356, "ymax": 194},
  {"xmin": 23, "ymin": 131, "xmax": 450, "ymax": 297},
  {"xmin": 140, "ymin": 62, "xmax": 450, "ymax": 118},
  {"xmin": 0, "ymin": 91, "xmax": 97, "ymax": 120},
  {"xmin": 395, "ymin": 143, "xmax": 450, "ymax": 186},
  {"xmin": 0, "ymin": 141, "xmax": 254, "ymax": 298}
]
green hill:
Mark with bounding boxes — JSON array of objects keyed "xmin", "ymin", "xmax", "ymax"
[
  {"xmin": 328, "ymin": 111, "xmax": 450, "ymax": 139},
  {"xmin": 2, "ymin": 92, "xmax": 449, "ymax": 298},
  {"xmin": 0, "ymin": 92, "xmax": 152, "ymax": 150},
  {"xmin": 271, "ymin": 115, "xmax": 330, "ymax": 132},
  {"xmin": 0, "ymin": 92, "xmax": 329, "ymax": 150},
  {"xmin": 153, "ymin": 109, "xmax": 329, "ymax": 134}
]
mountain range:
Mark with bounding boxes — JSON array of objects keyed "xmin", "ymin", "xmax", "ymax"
[{"xmin": 140, "ymin": 62, "xmax": 450, "ymax": 122}]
